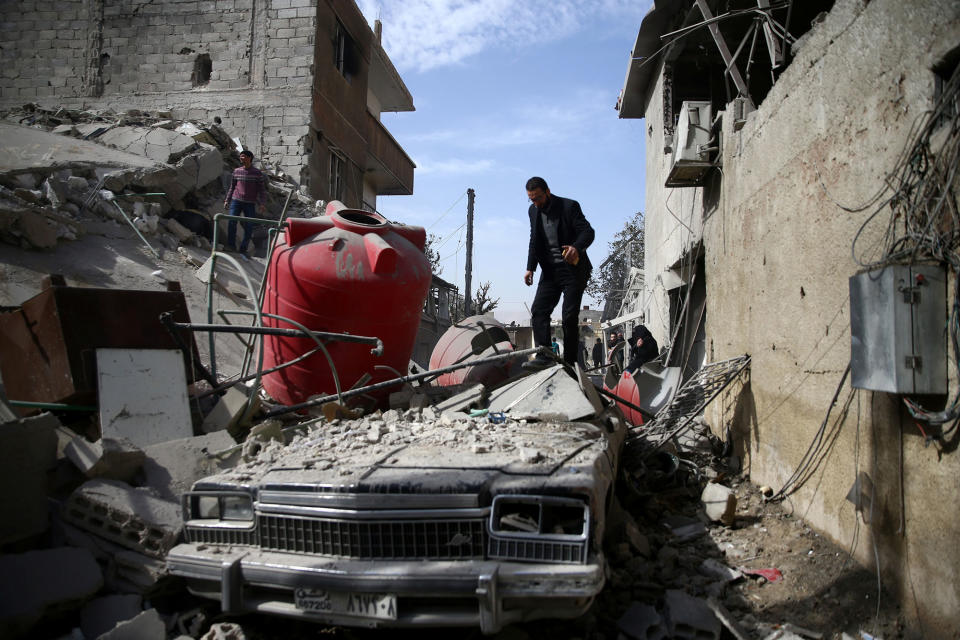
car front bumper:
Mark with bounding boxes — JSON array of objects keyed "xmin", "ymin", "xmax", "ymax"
[{"xmin": 167, "ymin": 543, "xmax": 605, "ymax": 633}]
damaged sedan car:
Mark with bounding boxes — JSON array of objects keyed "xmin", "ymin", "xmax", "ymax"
[{"xmin": 167, "ymin": 365, "xmax": 626, "ymax": 633}]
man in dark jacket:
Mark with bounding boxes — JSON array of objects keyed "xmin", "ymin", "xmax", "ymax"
[
  {"xmin": 592, "ymin": 337, "xmax": 603, "ymax": 368},
  {"xmin": 522, "ymin": 177, "xmax": 594, "ymax": 370}
]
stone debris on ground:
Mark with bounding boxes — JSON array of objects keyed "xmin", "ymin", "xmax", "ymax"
[{"xmin": 0, "ymin": 105, "xmax": 901, "ymax": 636}]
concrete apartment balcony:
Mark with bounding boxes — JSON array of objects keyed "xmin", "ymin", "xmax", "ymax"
[{"xmin": 366, "ymin": 111, "xmax": 414, "ymax": 196}]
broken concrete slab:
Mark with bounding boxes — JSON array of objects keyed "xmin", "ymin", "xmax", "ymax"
[
  {"xmin": 200, "ymin": 383, "xmax": 259, "ymax": 435},
  {"xmin": 0, "ymin": 411, "xmax": 59, "ymax": 543},
  {"xmin": 433, "ymin": 383, "xmax": 487, "ymax": 415},
  {"xmin": 706, "ymin": 598, "xmax": 751, "ymax": 640},
  {"xmin": 113, "ymin": 550, "xmax": 169, "ymax": 593},
  {"xmin": 97, "ymin": 608, "xmax": 165, "ymax": 640},
  {"xmin": 202, "ymin": 622, "xmax": 248, "ymax": 640},
  {"xmin": 64, "ymin": 436, "xmax": 145, "ymax": 482},
  {"xmin": 59, "ymin": 521, "xmax": 168, "ymax": 593},
  {"xmin": 663, "ymin": 589, "xmax": 721, "ymax": 640},
  {"xmin": 142, "ymin": 430, "xmax": 237, "ymax": 501},
  {"xmin": 699, "ymin": 558, "xmax": 744, "ymax": 583},
  {"xmin": 63, "ymin": 478, "xmax": 182, "ymax": 558},
  {"xmin": 701, "ymin": 482, "xmax": 738, "ymax": 526},
  {"xmin": 487, "ymin": 364, "xmax": 597, "ymax": 421},
  {"xmin": 97, "ymin": 348, "xmax": 193, "ymax": 448},
  {"xmin": 0, "ymin": 547, "xmax": 102, "ymax": 636},
  {"xmin": 618, "ymin": 602, "xmax": 666, "ymax": 640},
  {"xmin": 0, "ymin": 122, "xmax": 160, "ymax": 174},
  {"xmin": 81, "ymin": 594, "xmax": 142, "ymax": 640},
  {"xmin": 576, "ymin": 362, "xmax": 605, "ymax": 415}
]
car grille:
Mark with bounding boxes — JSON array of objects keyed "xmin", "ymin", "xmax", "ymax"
[
  {"xmin": 488, "ymin": 535, "xmax": 585, "ymax": 564},
  {"xmin": 257, "ymin": 514, "xmax": 487, "ymax": 560},
  {"xmin": 187, "ymin": 526, "xmax": 257, "ymax": 546}
]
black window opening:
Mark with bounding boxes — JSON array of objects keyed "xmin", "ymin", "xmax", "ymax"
[
  {"xmin": 192, "ymin": 53, "xmax": 212, "ymax": 87},
  {"xmin": 933, "ymin": 45, "xmax": 960, "ymax": 131},
  {"xmin": 333, "ymin": 20, "xmax": 358, "ymax": 82},
  {"xmin": 329, "ymin": 150, "xmax": 345, "ymax": 202}
]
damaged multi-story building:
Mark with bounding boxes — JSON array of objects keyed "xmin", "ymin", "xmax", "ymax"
[
  {"xmin": 616, "ymin": 0, "xmax": 959, "ymax": 635},
  {"xmin": 0, "ymin": 0, "xmax": 415, "ymax": 211}
]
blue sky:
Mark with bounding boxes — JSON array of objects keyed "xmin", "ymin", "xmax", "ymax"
[{"xmin": 358, "ymin": 0, "xmax": 652, "ymax": 324}]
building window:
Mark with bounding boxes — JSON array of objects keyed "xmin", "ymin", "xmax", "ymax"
[
  {"xmin": 192, "ymin": 54, "xmax": 212, "ymax": 87},
  {"xmin": 329, "ymin": 150, "xmax": 344, "ymax": 202},
  {"xmin": 333, "ymin": 20, "xmax": 356, "ymax": 82},
  {"xmin": 933, "ymin": 46, "xmax": 960, "ymax": 131}
]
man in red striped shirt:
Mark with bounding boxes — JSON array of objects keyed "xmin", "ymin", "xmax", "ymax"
[{"xmin": 223, "ymin": 149, "xmax": 268, "ymax": 253}]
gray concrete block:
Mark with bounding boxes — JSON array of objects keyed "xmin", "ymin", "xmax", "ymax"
[
  {"xmin": 663, "ymin": 590, "xmax": 720, "ymax": 640},
  {"xmin": 618, "ymin": 602, "xmax": 666, "ymax": 640},
  {"xmin": 701, "ymin": 482, "xmax": 737, "ymax": 525},
  {"xmin": 81, "ymin": 594, "xmax": 142, "ymax": 640},
  {"xmin": 202, "ymin": 622, "xmax": 248, "ymax": 640},
  {"xmin": 98, "ymin": 608, "xmax": 165, "ymax": 640},
  {"xmin": 201, "ymin": 383, "xmax": 258, "ymax": 435},
  {"xmin": 433, "ymin": 383, "xmax": 487, "ymax": 415},
  {"xmin": 487, "ymin": 365, "xmax": 597, "ymax": 421},
  {"xmin": 0, "ymin": 547, "xmax": 102, "ymax": 636},
  {"xmin": 63, "ymin": 479, "xmax": 182, "ymax": 558},
  {"xmin": 64, "ymin": 436, "xmax": 145, "ymax": 482},
  {"xmin": 142, "ymin": 430, "xmax": 236, "ymax": 501},
  {"xmin": 0, "ymin": 412, "xmax": 59, "ymax": 543}
]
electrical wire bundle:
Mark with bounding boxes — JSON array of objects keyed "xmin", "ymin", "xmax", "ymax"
[{"xmin": 849, "ymin": 62, "xmax": 960, "ymax": 434}]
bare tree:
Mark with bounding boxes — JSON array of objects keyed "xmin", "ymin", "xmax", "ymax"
[
  {"xmin": 585, "ymin": 211, "xmax": 644, "ymax": 316},
  {"xmin": 474, "ymin": 281, "xmax": 500, "ymax": 315},
  {"xmin": 423, "ymin": 233, "xmax": 442, "ymax": 275}
]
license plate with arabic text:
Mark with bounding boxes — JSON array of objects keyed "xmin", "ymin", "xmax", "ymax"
[{"xmin": 293, "ymin": 588, "xmax": 397, "ymax": 620}]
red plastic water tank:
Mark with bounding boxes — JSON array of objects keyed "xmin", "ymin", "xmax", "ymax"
[
  {"xmin": 605, "ymin": 371, "xmax": 645, "ymax": 427},
  {"xmin": 428, "ymin": 315, "xmax": 515, "ymax": 387},
  {"xmin": 261, "ymin": 205, "xmax": 431, "ymax": 407}
]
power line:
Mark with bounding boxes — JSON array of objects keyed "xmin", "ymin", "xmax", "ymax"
[{"xmin": 427, "ymin": 190, "xmax": 467, "ymax": 231}]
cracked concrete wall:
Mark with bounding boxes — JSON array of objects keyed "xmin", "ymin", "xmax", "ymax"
[
  {"xmin": 641, "ymin": 0, "xmax": 959, "ymax": 635},
  {"xmin": 0, "ymin": 0, "xmax": 315, "ymax": 186}
]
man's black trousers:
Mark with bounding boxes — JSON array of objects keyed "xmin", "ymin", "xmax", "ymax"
[{"xmin": 531, "ymin": 266, "xmax": 588, "ymax": 366}]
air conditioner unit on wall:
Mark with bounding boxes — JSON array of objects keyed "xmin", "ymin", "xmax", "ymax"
[{"xmin": 665, "ymin": 100, "xmax": 713, "ymax": 188}]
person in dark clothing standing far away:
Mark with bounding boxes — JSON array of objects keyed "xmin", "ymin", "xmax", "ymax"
[
  {"xmin": 577, "ymin": 338, "xmax": 588, "ymax": 369},
  {"xmin": 522, "ymin": 176, "xmax": 595, "ymax": 371},
  {"xmin": 223, "ymin": 149, "xmax": 268, "ymax": 255},
  {"xmin": 625, "ymin": 324, "xmax": 659, "ymax": 374},
  {"xmin": 592, "ymin": 337, "xmax": 603, "ymax": 368}
]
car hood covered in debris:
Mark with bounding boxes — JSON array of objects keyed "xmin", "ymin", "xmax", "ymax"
[{"xmin": 193, "ymin": 412, "xmax": 625, "ymax": 514}]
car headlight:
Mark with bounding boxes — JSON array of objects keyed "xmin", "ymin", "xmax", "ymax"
[
  {"xmin": 491, "ymin": 495, "xmax": 589, "ymax": 537},
  {"xmin": 185, "ymin": 492, "xmax": 254, "ymax": 522}
]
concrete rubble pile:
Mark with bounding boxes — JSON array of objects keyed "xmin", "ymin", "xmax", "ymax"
[
  {"xmin": 0, "ymin": 103, "xmax": 320, "ymax": 255},
  {"xmin": 0, "ymin": 334, "xmax": 860, "ymax": 639}
]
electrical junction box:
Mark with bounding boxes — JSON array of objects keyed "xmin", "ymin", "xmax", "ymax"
[
  {"xmin": 849, "ymin": 264, "xmax": 947, "ymax": 394},
  {"xmin": 666, "ymin": 100, "xmax": 713, "ymax": 188}
]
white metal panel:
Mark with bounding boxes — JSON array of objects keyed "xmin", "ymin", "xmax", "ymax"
[{"xmin": 97, "ymin": 348, "xmax": 192, "ymax": 448}]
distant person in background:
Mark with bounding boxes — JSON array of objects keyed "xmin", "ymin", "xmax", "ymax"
[
  {"xmin": 577, "ymin": 338, "xmax": 587, "ymax": 369},
  {"xmin": 626, "ymin": 324, "xmax": 659, "ymax": 373},
  {"xmin": 223, "ymin": 149, "xmax": 267, "ymax": 254},
  {"xmin": 592, "ymin": 337, "xmax": 603, "ymax": 368},
  {"xmin": 551, "ymin": 336, "xmax": 561, "ymax": 355}
]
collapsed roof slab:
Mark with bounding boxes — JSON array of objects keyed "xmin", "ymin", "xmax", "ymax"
[{"xmin": 0, "ymin": 122, "xmax": 162, "ymax": 174}]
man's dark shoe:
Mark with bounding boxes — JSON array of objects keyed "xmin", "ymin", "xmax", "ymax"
[{"xmin": 521, "ymin": 354, "xmax": 554, "ymax": 372}]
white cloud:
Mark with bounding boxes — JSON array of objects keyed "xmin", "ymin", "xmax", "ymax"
[
  {"xmin": 358, "ymin": 0, "xmax": 649, "ymax": 72},
  {"xmin": 415, "ymin": 157, "xmax": 495, "ymax": 175}
]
